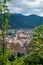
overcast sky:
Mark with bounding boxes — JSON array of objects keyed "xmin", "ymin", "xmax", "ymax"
[{"xmin": 7, "ymin": 0, "xmax": 43, "ymax": 16}]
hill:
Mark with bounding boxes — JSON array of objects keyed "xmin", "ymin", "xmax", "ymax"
[
  {"xmin": 9, "ymin": 14, "xmax": 43, "ymax": 29},
  {"xmin": 0, "ymin": 14, "xmax": 43, "ymax": 29}
]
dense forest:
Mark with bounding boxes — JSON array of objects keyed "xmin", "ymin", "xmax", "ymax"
[{"xmin": 9, "ymin": 14, "xmax": 43, "ymax": 29}]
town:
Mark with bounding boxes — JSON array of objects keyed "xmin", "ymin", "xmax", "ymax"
[{"xmin": 0, "ymin": 29, "xmax": 32, "ymax": 56}]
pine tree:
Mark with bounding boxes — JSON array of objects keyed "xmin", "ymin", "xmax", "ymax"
[{"xmin": 0, "ymin": 0, "xmax": 11, "ymax": 65}]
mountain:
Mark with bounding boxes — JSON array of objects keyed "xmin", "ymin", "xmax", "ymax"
[
  {"xmin": 9, "ymin": 14, "xmax": 43, "ymax": 29},
  {"xmin": 1, "ymin": 14, "xmax": 43, "ymax": 29}
]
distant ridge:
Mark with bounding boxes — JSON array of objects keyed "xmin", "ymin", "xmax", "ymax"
[{"xmin": 1, "ymin": 13, "xmax": 43, "ymax": 29}]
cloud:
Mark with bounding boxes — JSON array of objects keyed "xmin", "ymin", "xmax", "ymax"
[
  {"xmin": 7, "ymin": 0, "xmax": 43, "ymax": 16},
  {"xmin": 9, "ymin": 7, "xmax": 22, "ymax": 13}
]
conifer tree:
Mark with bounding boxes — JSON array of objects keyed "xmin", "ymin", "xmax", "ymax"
[{"xmin": 0, "ymin": 0, "xmax": 11, "ymax": 65}]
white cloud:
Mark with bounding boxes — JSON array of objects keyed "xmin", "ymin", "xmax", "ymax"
[
  {"xmin": 14, "ymin": 7, "xmax": 21, "ymax": 13},
  {"xmin": 33, "ymin": 9, "xmax": 41, "ymax": 13},
  {"xmin": 7, "ymin": 0, "xmax": 43, "ymax": 16},
  {"xmin": 23, "ymin": 13, "xmax": 31, "ymax": 16},
  {"xmin": 8, "ymin": 7, "xmax": 22, "ymax": 13},
  {"xmin": 20, "ymin": 0, "xmax": 41, "ymax": 8},
  {"xmin": 39, "ymin": 12, "xmax": 43, "ymax": 17}
]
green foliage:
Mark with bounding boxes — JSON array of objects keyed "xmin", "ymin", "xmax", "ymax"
[
  {"xmin": 26, "ymin": 25, "xmax": 43, "ymax": 53},
  {"xmin": 0, "ymin": 0, "xmax": 11, "ymax": 31},
  {"xmin": 0, "ymin": 0, "xmax": 12, "ymax": 65},
  {"xmin": 17, "ymin": 52, "xmax": 23, "ymax": 57},
  {"xmin": 24, "ymin": 52, "xmax": 43, "ymax": 65},
  {"xmin": 13, "ymin": 57, "xmax": 25, "ymax": 65},
  {"xmin": 8, "ymin": 54, "xmax": 15, "ymax": 62},
  {"xmin": 24, "ymin": 24, "xmax": 43, "ymax": 65},
  {"xmin": 0, "ymin": 46, "xmax": 10, "ymax": 65}
]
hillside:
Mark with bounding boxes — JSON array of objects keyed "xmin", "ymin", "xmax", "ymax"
[
  {"xmin": 0, "ymin": 14, "xmax": 43, "ymax": 29},
  {"xmin": 9, "ymin": 14, "xmax": 43, "ymax": 29}
]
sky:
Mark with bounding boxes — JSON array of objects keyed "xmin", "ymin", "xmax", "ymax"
[{"xmin": 7, "ymin": 0, "xmax": 43, "ymax": 16}]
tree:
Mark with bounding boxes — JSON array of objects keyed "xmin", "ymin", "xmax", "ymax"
[
  {"xmin": 24, "ymin": 25, "xmax": 43, "ymax": 65},
  {"xmin": 8, "ymin": 54, "xmax": 15, "ymax": 65},
  {"xmin": 0, "ymin": 0, "xmax": 11, "ymax": 65},
  {"xmin": 17, "ymin": 52, "xmax": 23, "ymax": 57},
  {"xmin": 14, "ymin": 57, "xmax": 25, "ymax": 65}
]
